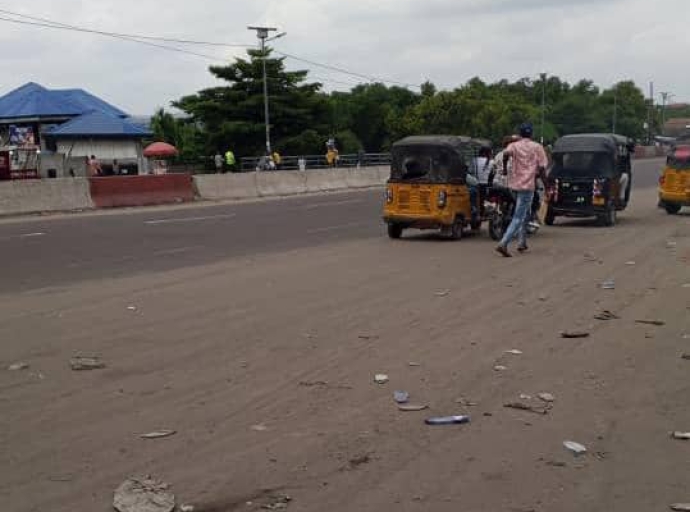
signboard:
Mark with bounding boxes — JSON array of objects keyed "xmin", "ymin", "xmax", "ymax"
[{"xmin": 9, "ymin": 125, "xmax": 36, "ymax": 147}]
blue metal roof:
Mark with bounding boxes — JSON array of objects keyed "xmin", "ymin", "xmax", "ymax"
[
  {"xmin": 0, "ymin": 82, "xmax": 128, "ymax": 120},
  {"xmin": 47, "ymin": 111, "xmax": 152, "ymax": 138}
]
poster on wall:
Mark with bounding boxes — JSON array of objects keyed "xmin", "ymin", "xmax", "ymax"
[{"xmin": 9, "ymin": 125, "xmax": 36, "ymax": 147}]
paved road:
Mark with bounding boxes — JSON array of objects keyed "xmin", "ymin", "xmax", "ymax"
[
  {"xmin": 1, "ymin": 157, "xmax": 688, "ymax": 512},
  {"xmin": 0, "ymin": 159, "xmax": 665, "ymax": 293}
]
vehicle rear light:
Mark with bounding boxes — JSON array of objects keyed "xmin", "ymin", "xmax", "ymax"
[
  {"xmin": 593, "ymin": 179, "xmax": 603, "ymax": 197},
  {"xmin": 659, "ymin": 175, "xmax": 665, "ymax": 186},
  {"xmin": 386, "ymin": 188, "xmax": 394, "ymax": 204},
  {"xmin": 438, "ymin": 190, "xmax": 447, "ymax": 208},
  {"xmin": 552, "ymin": 179, "xmax": 560, "ymax": 202}
]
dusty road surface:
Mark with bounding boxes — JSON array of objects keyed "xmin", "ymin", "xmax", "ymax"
[{"xmin": 1, "ymin": 159, "xmax": 689, "ymax": 512}]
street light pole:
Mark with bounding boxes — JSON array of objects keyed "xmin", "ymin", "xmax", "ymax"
[
  {"xmin": 247, "ymin": 26, "xmax": 282, "ymax": 156},
  {"xmin": 612, "ymin": 85, "xmax": 618, "ymax": 133}
]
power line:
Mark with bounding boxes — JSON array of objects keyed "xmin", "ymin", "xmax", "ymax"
[
  {"xmin": 275, "ymin": 50, "xmax": 420, "ymax": 89},
  {"xmin": 0, "ymin": 8, "xmax": 253, "ymax": 47},
  {"xmin": 0, "ymin": 8, "xmax": 416, "ymax": 90}
]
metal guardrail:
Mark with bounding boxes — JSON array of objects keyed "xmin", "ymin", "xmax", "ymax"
[{"xmin": 239, "ymin": 153, "xmax": 391, "ymax": 172}]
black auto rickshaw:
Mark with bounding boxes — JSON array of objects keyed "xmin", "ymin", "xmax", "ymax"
[
  {"xmin": 545, "ymin": 134, "xmax": 634, "ymax": 226},
  {"xmin": 383, "ymin": 135, "xmax": 484, "ymax": 239}
]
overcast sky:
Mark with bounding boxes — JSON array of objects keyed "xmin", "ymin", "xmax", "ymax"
[{"xmin": 0, "ymin": 0, "xmax": 687, "ymax": 114}]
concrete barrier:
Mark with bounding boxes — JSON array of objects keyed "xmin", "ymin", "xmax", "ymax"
[
  {"xmin": 344, "ymin": 167, "xmax": 384, "ymax": 188},
  {"xmin": 89, "ymin": 175, "xmax": 194, "ymax": 208},
  {"xmin": 376, "ymin": 165, "xmax": 391, "ymax": 184},
  {"xmin": 304, "ymin": 168, "xmax": 349, "ymax": 193},
  {"xmin": 256, "ymin": 170, "xmax": 307, "ymax": 197},
  {"xmin": 0, "ymin": 178, "xmax": 93, "ymax": 216},
  {"xmin": 193, "ymin": 173, "xmax": 258, "ymax": 201}
]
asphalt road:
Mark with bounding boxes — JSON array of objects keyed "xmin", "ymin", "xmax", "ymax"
[
  {"xmin": 0, "ymin": 159, "xmax": 665, "ymax": 293},
  {"xmin": 1, "ymin": 157, "xmax": 688, "ymax": 512}
]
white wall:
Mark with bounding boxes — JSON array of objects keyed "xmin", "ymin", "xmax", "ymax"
[{"xmin": 56, "ymin": 139, "xmax": 141, "ymax": 159}]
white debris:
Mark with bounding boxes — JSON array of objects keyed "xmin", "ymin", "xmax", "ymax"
[
  {"xmin": 113, "ymin": 477, "xmax": 175, "ymax": 512},
  {"xmin": 538, "ymin": 393, "xmax": 556, "ymax": 403},
  {"xmin": 563, "ymin": 441, "xmax": 587, "ymax": 456},
  {"xmin": 374, "ymin": 374, "xmax": 389, "ymax": 384},
  {"xmin": 8, "ymin": 362, "xmax": 30, "ymax": 371}
]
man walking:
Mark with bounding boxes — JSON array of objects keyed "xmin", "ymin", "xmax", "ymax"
[{"xmin": 495, "ymin": 123, "xmax": 547, "ymax": 258}]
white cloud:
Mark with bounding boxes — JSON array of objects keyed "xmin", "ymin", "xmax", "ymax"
[{"xmin": 0, "ymin": 0, "xmax": 687, "ymax": 113}]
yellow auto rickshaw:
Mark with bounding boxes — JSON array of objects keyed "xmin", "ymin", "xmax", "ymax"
[
  {"xmin": 383, "ymin": 135, "xmax": 484, "ymax": 239},
  {"xmin": 659, "ymin": 144, "xmax": 690, "ymax": 214}
]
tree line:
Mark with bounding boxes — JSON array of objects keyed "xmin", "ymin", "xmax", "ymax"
[{"xmin": 151, "ymin": 48, "xmax": 662, "ymax": 164}]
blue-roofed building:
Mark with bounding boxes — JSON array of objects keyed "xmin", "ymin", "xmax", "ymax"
[{"xmin": 0, "ymin": 82, "xmax": 151, "ymax": 178}]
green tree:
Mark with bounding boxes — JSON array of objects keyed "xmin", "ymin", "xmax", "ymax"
[
  {"xmin": 173, "ymin": 48, "xmax": 330, "ymax": 158},
  {"xmin": 599, "ymin": 81, "xmax": 648, "ymax": 139},
  {"xmin": 149, "ymin": 108, "xmax": 201, "ymax": 159}
]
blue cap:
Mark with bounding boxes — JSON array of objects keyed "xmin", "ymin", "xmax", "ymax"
[{"xmin": 519, "ymin": 123, "xmax": 534, "ymax": 138}]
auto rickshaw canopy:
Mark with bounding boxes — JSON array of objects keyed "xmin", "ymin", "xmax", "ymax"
[
  {"xmin": 551, "ymin": 133, "xmax": 633, "ymax": 178},
  {"xmin": 390, "ymin": 135, "xmax": 484, "ymax": 184}
]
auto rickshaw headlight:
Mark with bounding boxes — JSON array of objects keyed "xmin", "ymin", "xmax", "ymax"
[{"xmin": 438, "ymin": 190, "xmax": 447, "ymax": 208}]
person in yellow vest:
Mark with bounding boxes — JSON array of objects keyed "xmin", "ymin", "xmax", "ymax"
[
  {"xmin": 225, "ymin": 149, "xmax": 236, "ymax": 173},
  {"xmin": 272, "ymin": 150, "xmax": 282, "ymax": 170}
]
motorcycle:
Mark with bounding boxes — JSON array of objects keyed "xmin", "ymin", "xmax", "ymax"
[{"xmin": 485, "ymin": 184, "xmax": 541, "ymax": 241}]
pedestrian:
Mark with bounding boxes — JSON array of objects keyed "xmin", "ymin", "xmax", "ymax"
[
  {"xmin": 495, "ymin": 123, "xmax": 547, "ymax": 257},
  {"xmin": 272, "ymin": 150, "xmax": 282, "ymax": 170},
  {"xmin": 88, "ymin": 155, "xmax": 102, "ymax": 177},
  {"xmin": 214, "ymin": 152, "xmax": 224, "ymax": 173},
  {"xmin": 224, "ymin": 149, "xmax": 236, "ymax": 172}
]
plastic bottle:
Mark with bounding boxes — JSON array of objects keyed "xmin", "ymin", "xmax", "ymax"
[{"xmin": 425, "ymin": 415, "xmax": 471, "ymax": 426}]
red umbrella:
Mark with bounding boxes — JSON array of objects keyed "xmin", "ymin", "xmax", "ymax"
[{"xmin": 144, "ymin": 142, "xmax": 178, "ymax": 158}]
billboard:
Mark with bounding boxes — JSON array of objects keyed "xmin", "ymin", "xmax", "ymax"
[{"xmin": 9, "ymin": 125, "xmax": 36, "ymax": 147}]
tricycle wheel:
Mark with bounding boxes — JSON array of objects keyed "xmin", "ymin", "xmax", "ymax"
[
  {"xmin": 488, "ymin": 212, "xmax": 504, "ymax": 241},
  {"xmin": 451, "ymin": 219, "xmax": 464, "ymax": 240},
  {"xmin": 600, "ymin": 203, "xmax": 617, "ymax": 227},
  {"xmin": 387, "ymin": 223, "xmax": 403, "ymax": 239},
  {"xmin": 665, "ymin": 203, "xmax": 682, "ymax": 215}
]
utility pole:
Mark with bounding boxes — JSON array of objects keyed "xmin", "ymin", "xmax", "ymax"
[
  {"xmin": 540, "ymin": 73, "xmax": 547, "ymax": 144},
  {"xmin": 659, "ymin": 91, "xmax": 674, "ymax": 136},
  {"xmin": 647, "ymin": 81, "xmax": 654, "ymax": 144},
  {"xmin": 247, "ymin": 26, "xmax": 285, "ymax": 156}
]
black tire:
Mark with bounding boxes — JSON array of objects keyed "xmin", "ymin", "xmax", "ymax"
[
  {"xmin": 470, "ymin": 218, "xmax": 482, "ymax": 231},
  {"xmin": 544, "ymin": 205, "xmax": 556, "ymax": 226},
  {"xmin": 488, "ymin": 212, "xmax": 504, "ymax": 241},
  {"xmin": 665, "ymin": 203, "xmax": 682, "ymax": 215},
  {"xmin": 387, "ymin": 223, "xmax": 403, "ymax": 239},
  {"xmin": 451, "ymin": 218, "xmax": 464, "ymax": 240},
  {"xmin": 602, "ymin": 203, "xmax": 617, "ymax": 227}
]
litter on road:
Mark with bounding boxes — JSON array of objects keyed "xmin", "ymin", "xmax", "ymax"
[
  {"xmin": 140, "ymin": 430, "xmax": 177, "ymax": 440},
  {"xmin": 504, "ymin": 402, "xmax": 550, "ymax": 415},
  {"xmin": 69, "ymin": 356, "xmax": 106, "ymax": 371},
  {"xmin": 670, "ymin": 504, "xmax": 690, "ymax": 512},
  {"xmin": 494, "ymin": 365, "xmax": 508, "ymax": 372},
  {"xmin": 682, "ymin": 354, "xmax": 690, "ymax": 361},
  {"xmin": 538, "ymin": 393, "xmax": 556, "ymax": 403},
  {"xmin": 505, "ymin": 349, "xmax": 524, "ymax": 355},
  {"xmin": 393, "ymin": 391, "xmax": 410, "ymax": 404},
  {"xmin": 671, "ymin": 432, "xmax": 690, "ymax": 440},
  {"xmin": 398, "ymin": 404, "xmax": 429, "ymax": 412},
  {"xmin": 563, "ymin": 441, "xmax": 587, "ymax": 456},
  {"xmin": 251, "ymin": 424, "xmax": 269, "ymax": 432},
  {"xmin": 595, "ymin": 310, "xmax": 620, "ymax": 321},
  {"xmin": 113, "ymin": 477, "xmax": 175, "ymax": 512},
  {"xmin": 261, "ymin": 494, "xmax": 292, "ymax": 510},
  {"xmin": 408, "ymin": 362, "xmax": 421, "ymax": 367},
  {"xmin": 600, "ymin": 280, "xmax": 616, "ymax": 290},
  {"xmin": 455, "ymin": 398, "xmax": 479, "ymax": 407},
  {"xmin": 434, "ymin": 290, "xmax": 451, "ymax": 297},
  {"xmin": 635, "ymin": 319, "xmax": 666, "ymax": 326},
  {"xmin": 374, "ymin": 374, "xmax": 389, "ymax": 384},
  {"xmin": 425, "ymin": 415, "xmax": 471, "ymax": 426},
  {"xmin": 8, "ymin": 362, "xmax": 30, "ymax": 371},
  {"xmin": 561, "ymin": 331, "xmax": 591, "ymax": 339}
]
